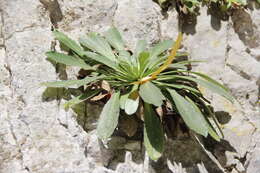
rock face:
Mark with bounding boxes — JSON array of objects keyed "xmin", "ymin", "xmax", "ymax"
[{"xmin": 0, "ymin": 0, "xmax": 259, "ymax": 173}]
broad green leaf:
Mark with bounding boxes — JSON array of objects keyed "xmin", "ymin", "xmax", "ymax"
[
  {"xmin": 64, "ymin": 89, "xmax": 101, "ymax": 110},
  {"xmin": 53, "ymin": 30, "xmax": 84, "ymax": 56},
  {"xmin": 149, "ymin": 40, "xmax": 173, "ymax": 60},
  {"xmin": 46, "ymin": 51, "xmax": 93, "ymax": 70},
  {"xmin": 125, "ymin": 85, "xmax": 139, "ymax": 115},
  {"xmin": 139, "ymin": 82, "xmax": 165, "ymax": 107},
  {"xmin": 79, "ymin": 32, "xmax": 115, "ymax": 61},
  {"xmin": 83, "ymin": 51, "xmax": 117, "ymax": 70},
  {"xmin": 167, "ymin": 89, "xmax": 208, "ymax": 137},
  {"xmin": 125, "ymin": 92, "xmax": 139, "ymax": 115},
  {"xmin": 186, "ymin": 97, "xmax": 220, "ymax": 141},
  {"xmin": 143, "ymin": 103, "xmax": 164, "ymax": 160},
  {"xmin": 104, "ymin": 27, "xmax": 125, "ymax": 51},
  {"xmin": 175, "ymin": 75, "xmax": 234, "ymax": 103},
  {"xmin": 97, "ymin": 92, "xmax": 120, "ymax": 139},
  {"xmin": 42, "ymin": 76, "xmax": 103, "ymax": 88}
]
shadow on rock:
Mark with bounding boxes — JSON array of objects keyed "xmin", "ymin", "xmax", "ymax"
[
  {"xmin": 179, "ymin": 13, "xmax": 198, "ymax": 35},
  {"xmin": 215, "ymin": 111, "xmax": 232, "ymax": 125},
  {"xmin": 231, "ymin": 9, "xmax": 260, "ymax": 48},
  {"xmin": 207, "ymin": 3, "xmax": 229, "ymax": 31},
  {"xmin": 247, "ymin": 0, "xmax": 260, "ymax": 11}
]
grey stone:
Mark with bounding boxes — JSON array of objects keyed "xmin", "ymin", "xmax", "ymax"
[
  {"xmin": 113, "ymin": 0, "xmax": 162, "ymax": 49},
  {"xmin": 1, "ymin": 0, "xmax": 260, "ymax": 173}
]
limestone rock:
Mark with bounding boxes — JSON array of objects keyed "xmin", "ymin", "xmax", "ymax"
[{"xmin": 0, "ymin": 0, "xmax": 260, "ymax": 173}]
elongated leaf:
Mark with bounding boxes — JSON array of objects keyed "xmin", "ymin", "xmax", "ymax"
[
  {"xmin": 151, "ymin": 33, "xmax": 182, "ymax": 78},
  {"xmin": 97, "ymin": 92, "xmax": 120, "ymax": 139},
  {"xmin": 120, "ymin": 93, "xmax": 130, "ymax": 110},
  {"xmin": 104, "ymin": 27, "xmax": 125, "ymax": 51},
  {"xmin": 46, "ymin": 51, "xmax": 93, "ymax": 70},
  {"xmin": 189, "ymin": 71, "xmax": 229, "ymax": 91},
  {"xmin": 139, "ymin": 82, "xmax": 165, "ymax": 107},
  {"xmin": 138, "ymin": 52, "xmax": 150, "ymax": 75},
  {"xmin": 175, "ymin": 75, "xmax": 234, "ymax": 103},
  {"xmin": 83, "ymin": 51, "xmax": 117, "ymax": 70},
  {"xmin": 53, "ymin": 30, "xmax": 84, "ymax": 56},
  {"xmin": 79, "ymin": 32, "xmax": 115, "ymax": 61},
  {"xmin": 64, "ymin": 89, "xmax": 101, "ymax": 110},
  {"xmin": 158, "ymin": 0, "xmax": 167, "ymax": 5},
  {"xmin": 167, "ymin": 89, "xmax": 208, "ymax": 137},
  {"xmin": 149, "ymin": 40, "xmax": 173, "ymax": 60},
  {"xmin": 168, "ymin": 60, "xmax": 204, "ymax": 69},
  {"xmin": 143, "ymin": 103, "xmax": 164, "ymax": 160},
  {"xmin": 134, "ymin": 40, "xmax": 147, "ymax": 58},
  {"xmin": 125, "ymin": 85, "xmax": 139, "ymax": 115},
  {"xmin": 186, "ymin": 97, "xmax": 220, "ymax": 141},
  {"xmin": 154, "ymin": 81, "xmax": 201, "ymax": 94},
  {"xmin": 42, "ymin": 76, "xmax": 103, "ymax": 88},
  {"xmin": 118, "ymin": 50, "xmax": 131, "ymax": 62}
]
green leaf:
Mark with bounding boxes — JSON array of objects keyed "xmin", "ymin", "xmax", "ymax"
[
  {"xmin": 64, "ymin": 89, "xmax": 101, "ymax": 110},
  {"xmin": 46, "ymin": 51, "xmax": 93, "ymax": 70},
  {"xmin": 189, "ymin": 71, "xmax": 230, "ymax": 91},
  {"xmin": 175, "ymin": 75, "xmax": 234, "ymax": 103},
  {"xmin": 83, "ymin": 51, "xmax": 118, "ymax": 70},
  {"xmin": 79, "ymin": 32, "xmax": 115, "ymax": 61},
  {"xmin": 139, "ymin": 82, "xmax": 165, "ymax": 107},
  {"xmin": 143, "ymin": 103, "xmax": 164, "ymax": 160},
  {"xmin": 168, "ymin": 60, "xmax": 204, "ymax": 69},
  {"xmin": 149, "ymin": 40, "xmax": 173, "ymax": 60},
  {"xmin": 167, "ymin": 89, "xmax": 208, "ymax": 137},
  {"xmin": 158, "ymin": 0, "xmax": 167, "ymax": 5},
  {"xmin": 118, "ymin": 50, "xmax": 131, "ymax": 62},
  {"xmin": 97, "ymin": 92, "xmax": 121, "ymax": 139},
  {"xmin": 138, "ymin": 52, "xmax": 150, "ymax": 75},
  {"xmin": 120, "ymin": 93, "xmax": 130, "ymax": 110},
  {"xmin": 125, "ymin": 85, "xmax": 139, "ymax": 115},
  {"xmin": 53, "ymin": 30, "xmax": 84, "ymax": 56},
  {"xmin": 134, "ymin": 40, "xmax": 147, "ymax": 58},
  {"xmin": 154, "ymin": 81, "xmax": 201, "ymax": 94},
  {"xmin": 104, "ymin": 27, "xmax": 125, "ymax": 51},
  {"xmin": 41, "ymin": 76, "xmax": 103, "ymax": 88},
  {"xmin": 186, "ymin": 97, "xmax": 220, "ymax": 141}
]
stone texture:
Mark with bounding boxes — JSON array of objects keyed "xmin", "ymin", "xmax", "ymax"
[{"xmin": 0, "ymin": 0, "xmax": 260, "ymax": 173}]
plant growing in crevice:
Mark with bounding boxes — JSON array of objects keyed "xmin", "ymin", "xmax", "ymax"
[{"xmin": 42, "ymin": 27, "xmax": 234, "ymax": 160}]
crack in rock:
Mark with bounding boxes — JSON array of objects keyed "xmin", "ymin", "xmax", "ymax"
[{"xmin": 5, "ymin": 24, "xmax": 39, "ymax": 41}]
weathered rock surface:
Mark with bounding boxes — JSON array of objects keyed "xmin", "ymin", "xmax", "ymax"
[{"xmin": 0, "ymin": 0, "xmax": 259, "ymax": 173}]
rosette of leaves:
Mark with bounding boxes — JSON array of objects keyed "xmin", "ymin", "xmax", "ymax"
[{"xmin": 42, "ymin": 27, "xmax": 234, "ymax": 160}]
